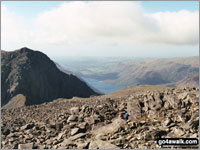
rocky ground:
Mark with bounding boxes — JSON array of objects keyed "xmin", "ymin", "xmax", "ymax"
[{"xmin": 1, "ymin": 85, "xmax": 199, "ymax": 149}]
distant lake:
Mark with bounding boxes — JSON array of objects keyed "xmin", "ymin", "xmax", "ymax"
[{"xmin": 81, "ymin": 77, "xmax": 126, "ymax": 94}]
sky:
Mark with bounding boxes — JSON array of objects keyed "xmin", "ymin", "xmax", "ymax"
[{"xmin": 1, "ymin": 1, "xmax": 199, "ymax": 58}]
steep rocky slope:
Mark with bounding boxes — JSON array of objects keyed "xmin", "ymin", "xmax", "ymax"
[
  {"xmin": 1, "ymin": 85, "xmax": 199, "ymax": 149},
  {"xmin": 1, "ymin": 47, "xmax": 98, "ymax": 107},
  {"xmin": 56, "ymin": 63, "xmax": 103, "ymax": 94}
]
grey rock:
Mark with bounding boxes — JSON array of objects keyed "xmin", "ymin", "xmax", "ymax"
[
  {"xmin": 89, "ymin": 139, "xmax": 118, "ymax": 149},
  {"xmin": 70, "ymin": 133, "xmax": 87, "ymax": 141},
  {"xmin": 57, "ymin": 132, "xmax": 65, "ymax": 140},
  {"xmin": 18, "ymin": 143, "xmax": 34, "ymax": 149},
  {"xmin": 178, "ymin": 92, "xmax": 188, "ymax": 100},
  {"xmin": 3, "ymin": 129, "xmax": 10, "ymax": 136},
  {"xmin": 189, "ymin": 133, "xmax": 198, "ymax": 138},
  {"xmin": 190, "ymin": 120, "xmax": 199, "ymax": 130},
  {"xmin": 69, "ymin": 122, "xmax": 77, "ymax": 128},
  {"xmin": 67, "ymin": 115, "xmax": 78, "ymax": 122},
  {"xmin": 71, "ymin": 128, "xmax": 80, "ymax": 136},
  {"xmin": 21, "ymin": 123, "xmax": 34, "ymax": 130},
  {"xmin": 164, "ymin": 95, "xmax": 180, "ymax": 109},
  {"xmin": 84, "ymin": 116, "xmax": 100, "ymax": 125},
  {"xmin": 76, "ymin": 141, "xmax": 89, "ymax": 149},
  {"xmin": 60, "ymin": 133, "xmax": 87, "ymax": 147},
  {"xmin": 78, "ymin": 122, "xmax": 87, "ymax": 130},
  {"xmin": 172, "ymin": 127, "xmax": 185, "ymax": 136},
  {"xmin": 61, "ymin": 139, "xmax": 73, "ymax": 146},
  {"xmin": 70, "ymin": 107, "xmax": 80, "ymax": 115},
  {"xmin": 95, "ymin": 134, "xmax": 107, "ymax": 140},
  {"xmin": 36, "ymin": 144, "xmax": 45, "ymax": 149},
  {"xmin": 163, "ymin": 118, "xmax": 172, "ymax": 126},
  {"xmin": 127, "ymin": 100, "xmax": 141, "ymax": 121}
]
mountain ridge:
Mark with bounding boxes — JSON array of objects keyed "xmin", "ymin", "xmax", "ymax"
[
  {"xmin": 106, "ymin": 56, "xmax": 199, "ymax": 87},
  {"xmin": 1, "ymin": 47, "xmax": 99, "ymax": 107}
]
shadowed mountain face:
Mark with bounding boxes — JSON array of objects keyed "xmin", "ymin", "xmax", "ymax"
[{"xmin": 1, "ymin": 47, "xmax": 98, "ymax": 107}]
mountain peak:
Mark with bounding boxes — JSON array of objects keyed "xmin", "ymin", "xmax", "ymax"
[
  {"xmin": 16, "ymin": 47, "xmax": 37, "ymax": 55},
  {"xmin": 1, "ymin": 48, "xmax": 99, "ymax": 107},
  {"xmin": 19, "ymin": 47, "xmax": 33, "ymax": 51}
]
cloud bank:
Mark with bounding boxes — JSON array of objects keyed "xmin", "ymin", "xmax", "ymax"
[{"xmin": 1, "ymin": 1, "xmax": 199, "ymax": 56}]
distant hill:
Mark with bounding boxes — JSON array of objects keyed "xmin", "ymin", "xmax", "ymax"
[
  {"xmin": 175, "ymin": 74, "xmax": 199, "ymax": 88},
  {"xmin": 1, "ymin": 47, "xmax": 99, "ymax": 107},
  {"xmin": 107, "ymin": 56, "xmax": 199, "ymax": 88}
]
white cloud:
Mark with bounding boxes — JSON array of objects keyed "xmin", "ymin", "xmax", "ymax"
[
  {"xmin": 1, "ymin": 5, "xmax": 33, "ymax": 50},
  {"xmin": 145, "ymin": 10, "xmax": 199, "ymax": 45},
  {"xmin": 1, "ymin": 1, "xmax": 199, "ymax": 55}
]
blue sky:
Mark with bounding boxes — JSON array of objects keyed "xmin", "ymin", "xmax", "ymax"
[
  {"xmin": 2, "ymin": 1, "xmax": 63, "ymax": 18},
  {"xmin": 1, "ymin": 1, "xmax": 199, "ymax": 58},
  {"xmin": 141, "ymin": 1, "xmax": 198, "ymax": 12},
  {"xmin": 2, "ymin": 1, "xmax": 198, "ymax": 19}
]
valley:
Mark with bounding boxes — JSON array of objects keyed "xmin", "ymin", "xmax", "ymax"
[{"xmin": 54, "ymin": 56, "xmax": 199, "ymax": 93}]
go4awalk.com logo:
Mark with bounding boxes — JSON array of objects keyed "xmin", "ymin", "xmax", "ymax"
[{"xmin": 156, "ymin": 138, "xmax": 199, "ymax": 148}]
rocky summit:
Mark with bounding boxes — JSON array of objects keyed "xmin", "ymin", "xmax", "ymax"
[
  {"xmin": 1, "ymin": 47, "xmax": 98, "ymax": 107},
  {"xmin": 1, "ymin": 85, "xmax": 199, "ymax": 149}
]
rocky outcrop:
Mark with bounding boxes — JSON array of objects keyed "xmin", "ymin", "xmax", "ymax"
[
  {"xmin": 1, "ymin": 47, "xmax": 98, "ymax": 107},
  {"xmin": 1, "ymin": 86, "xmax": 199, "ymax": 149}
]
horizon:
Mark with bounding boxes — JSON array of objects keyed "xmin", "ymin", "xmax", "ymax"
[
  {"xmin": 1, "ymin": 47, "xmax": 199, "ymax": 60},
  {"xmin": 1, "ymin": 1, "xmax": 199, "ymax": 58}
]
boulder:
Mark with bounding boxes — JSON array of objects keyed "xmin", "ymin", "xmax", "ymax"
[
  {"xmin": 162, "ymin": 118, "xmax": 172, "ymax": 126},
  {"xmin": 20, "ymin": 123, "xmax": 34, "ymax": 130},
  {"xmin": 18, "ymin": 143, "xmax": 34, "ymax": 149},
  {"xmin": 70, "ymin": 133, "xmax": 87, "ymax": 141},
  {"xmin": 127, "ymin": 100, "xmax": 141, "ymax": 121},
  {"xmin": 70, "ymin": 107, "xmax": 80, "ymax": 115},
  {"xmin": 92, "ymin": 118, "xmax": 126, "ymax": 136},
  {"xmin": 78, "ymin": 122, "xmax": 88, "ymax": 130},
  {"xmin": 84, "ymin": 116, "xmax": 100, "ymax": 125},
  {"xmin": 164, "ymin": 95, "xmax": 180, "ymax": 109},
  {"xmin": 71, "ymin": 128, "xmax": 80, "ymax": 136},
  {"xmin": 172, "ymin": 128, "xmax": 185, "ymax": 136},
  {"xmin": 67, "ymin": 115, "xmax": 78, "ymax": 123},
  {"xmin": 76, "ymin": 141, "xmax": 89, "ymax": 149},
  {"xmin": 2, "ymin": 129, "xmax": 10, "ymax": 136},
  {"xmin": 178, "ymin": 92, "xmax": 188, "ymax": 100},
  {"xmin": 89, "ymin": 139, "xmax": 118, "ymax": 149},
  {"xmin": 57, "ymin": 132, "xmax": 65, "ymax": 140}
]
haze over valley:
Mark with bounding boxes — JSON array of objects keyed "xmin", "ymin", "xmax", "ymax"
[{"xmin": 54, "ymin": 55, "xmax": 199, "ymax": 94}]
